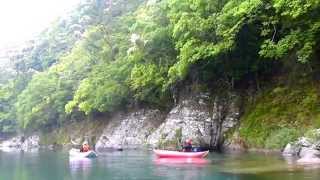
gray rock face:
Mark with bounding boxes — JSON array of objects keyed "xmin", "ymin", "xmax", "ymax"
[
  {"xmin": 283, "ymin": 129, "xmax": 320, "ymax": 163},
  {"xmin": 211, "ymin": 94, "xmax": 240, "ymax": 150},
  {"xmin": 296, "ymin": 137, "xmax": 313, "ymax": 147},
  {"xmin": 95, "ymin": 109, "xmax": 164, "ymax": 151},
  {"xmin": 147, "ymin": 93, "xmax": 240, "ymax": 150},
  {"xmin": 282, "ymin": 143, "xmax": 299, "ymax": 156},
  {"xmin": 21, "ymin": 135, "xmax": 40, "ymax": 151},
  {"xmin": 95, "ymin": 92, "xmax": 240, "ymax": 151},
  {"xmin": 0, "ymin": 92, "xmax": 240, "ymax": 152},
  {"xmin": 299, "ymin": 147, "xmax": 320, "ymax": 158},
  {"xmin": 297, "ymin": 147, "xmax": 320, "ymax": 164},
  {"xmin": 147, "ymin": 98, "xmax": 212, "ymax": 149},
  {"xmin": 282, "ymin": 137, "xmax": 315, "ymax": 157},
  {"xmin": 0, "ymin": 136, "xmax": 23, "ymax": 148},
  {"xmin": 0, "ymin": 135, "xmax": 40, "ymax": 151},
  {"xmin": 313, "ymin": 141, "xmax": 320, "ymax": 150}
]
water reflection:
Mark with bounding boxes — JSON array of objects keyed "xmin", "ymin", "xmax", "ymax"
[
  {"xmin": 153, "ymin": 157, "xmax": 209, "ymax": 180},
  {"xmin": 1, "ymin": 150, "xmax": 320, "ymax": 180},
  {"xmin": 282, "ymin": 155, "xmax": 320, "ymax": 171},
  {"xmin": 69, "ymin": 157, "xmax": 92, "ymax": 179},
  {"xmin": 154, "ymin": 157, "xmax": 209, "ymax": 167}
]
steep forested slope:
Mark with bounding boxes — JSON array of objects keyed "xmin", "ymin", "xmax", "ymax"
[{"xmin": 0, "ymin": 0, "xmax": 320, "ymax": 148}]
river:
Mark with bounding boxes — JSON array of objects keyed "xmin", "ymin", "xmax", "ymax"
[{"xmin": 0, "ymin": 150, "xmax": 320, "ymax": 180}]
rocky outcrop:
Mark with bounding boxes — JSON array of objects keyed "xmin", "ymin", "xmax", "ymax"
[
  {"xmin": 283, "ymin": 129, "xmax": 320, "ymax": 163},
  {"xmin": 297, "ymin": 147, "xmax": 320, "ymax": 164},
  {"xmin": 0, "ymin": 135, "xmax": 40, "ymax": 151},
  {"xmin": 147, "ymin": 96, "xmax": 211, "ymax": 149},
  {"xmin": 94, "ymin": 91, "xmax": 240, "ymax": 151},
  {"xmin": 0, "ymin": 92, "xmax": 240, "ymax": 152},
  {"xmin": 95, "ymin": 109, "xmax": 164, "ymax": 152},
  {"xmin": 211, "ymin": 94, "xmax": 241, "ymax": 150},
  {"xmin": 299, "ymin": 147, "xmax": 320, "ymax": 157},
  {"xmin": 0, "ymin": 136, "xmax": 23, "ymax": 148},
  {"xmin": 282, "ymin": 143, "xmax": 299, "ymax": 156},
  {"xmin": 147, "ymin": 93, "xmax": 240, "ymax": 150},
  {"xmin": 21, "ymin": 135, "xmax": 40, "ymax": 151}
]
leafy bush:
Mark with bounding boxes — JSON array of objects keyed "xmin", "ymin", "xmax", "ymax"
[
  {"xmin": 265, "ymin": 128, "xmax": 300, "ymax": 149},
  {"xmin": 304, "ymin": 129, "xmax": 320, "ymax": 143},
  {"xmin": 240, "ymin": 84, "xmax": 319, "ymax": 148}
]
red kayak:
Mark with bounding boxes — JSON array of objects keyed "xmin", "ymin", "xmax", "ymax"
[{"xmin": 154, "ymin": 149, "xmax": 209, "ymax": 158}]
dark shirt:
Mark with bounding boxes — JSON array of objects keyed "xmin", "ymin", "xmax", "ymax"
[{"xmin": 182, "ymin": 143, "xmax": 192, "ymax": 152}]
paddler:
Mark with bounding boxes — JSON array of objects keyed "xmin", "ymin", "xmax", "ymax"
[
  {"xmin": 182, "ymin": 138, "xmax": 193, "ymax": 152},
  {"xmin": 80, "ymin": 141, "xmax": 91, "ymax": 152}
]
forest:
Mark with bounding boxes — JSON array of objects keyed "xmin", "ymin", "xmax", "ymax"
[{"xmin": 0, "ymin": 0, "xmax": 320, "ymax": 148}]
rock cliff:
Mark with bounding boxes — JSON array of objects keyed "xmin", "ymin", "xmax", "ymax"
[
  {"xmin": 95, "ymin": 91, "xmax": 240, "ymax": 151},
  {"xmin": 1, "ymin": 91, "xmax": 241, "ymax": 152}
]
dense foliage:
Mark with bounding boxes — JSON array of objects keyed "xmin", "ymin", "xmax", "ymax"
[
  {"xmin": 240, "ymin": 83, "xmax": 320, "ymax": 148},
  {"xmin": 0, "ymin": 0, "xmax": 319, "ymax": 140}
]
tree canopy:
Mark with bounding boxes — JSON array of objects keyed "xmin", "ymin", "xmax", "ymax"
[{"xmin": 0, "ymin": 0, "xmax": 319, "ymax": 133}]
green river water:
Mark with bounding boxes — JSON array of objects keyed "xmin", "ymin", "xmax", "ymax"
[{"xmin": 0, "ymin": 150, "xmax": 320, "ymax": 180}]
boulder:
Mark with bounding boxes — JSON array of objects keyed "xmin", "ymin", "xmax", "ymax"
[
  {"xmin": 313, "ymin": 141, "xmax": 320, "ymax": 150},
  {"xmin": 299, "ymin": 147, "xmax": 320, "ymax": 158},
  {"xmin": 21, "ymin": 135, "xmax": 40, "ymax": 151},
  {"xmin": 296, "ymin": 137, "xmax": 313, "ymax": 147},
  {"xmin": 296, "ymin": 147, "xmax": 320, "ymax": 164},
  {"xmin": 282, "ymin": 143, "xmax": 299, "ymax": 156}
]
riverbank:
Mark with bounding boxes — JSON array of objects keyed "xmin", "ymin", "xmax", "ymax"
[{"xmin": 1, "ymin": 79, "xmax": 320, "ymax": 160}]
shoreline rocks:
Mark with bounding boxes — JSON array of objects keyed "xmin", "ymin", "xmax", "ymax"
[
  {"xmin": 0, "ymin": 135, "xmax": 40, "ymax": 151},
  {"xmin": 95, "ymin": 109, "xmax": 164, "ymax": 152},
  {"xmin": 282, "ymin": 129, "xmax": 320, "ymax": 164}
]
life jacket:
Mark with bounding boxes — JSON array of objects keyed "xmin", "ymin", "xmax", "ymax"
[{"xmin": 182, "ymin": 141, "xmax": 193, "ymax": 152}]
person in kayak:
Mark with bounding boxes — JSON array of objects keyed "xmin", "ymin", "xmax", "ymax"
[
  {"xmin": 80, "ymin": 141, "xmax": 91, "ymax": 152},
  {"xmin": 182, "ymin": 138, "xmax": 193, "ymax": 152}
]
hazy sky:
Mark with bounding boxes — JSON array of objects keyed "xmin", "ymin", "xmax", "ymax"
[{"xmin": 0, "ymin": 0, "xmax": 80, "ymax": 48}]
